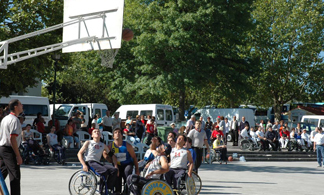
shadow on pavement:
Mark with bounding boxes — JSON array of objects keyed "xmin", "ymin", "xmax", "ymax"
[{"xmin": 200, "ymin": 163, "xmax": 323, "ymax": 175}]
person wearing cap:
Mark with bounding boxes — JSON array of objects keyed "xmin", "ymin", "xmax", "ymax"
[
  {"xmin": 187, "ymin": 120, "xmax": 210, "ymax": 173},
  {"xmin": 18, "ymin": 113, "xmax": 27, "ymax": 131},
  {"xmin": 127, "ymin": 136, "xmax": 170, "ymax": 195},
  {"xmin": 313, "ymin": 127, "xmax": 324, "ymax": 167},
  {"xmin": 211, "ymin": 126, "xmax": 224, "ymax": 144},
  {"xmin": 170, "ymin": 123, "xmax": 178, "ymax": 135},
  {"xmin": 213, "ymin": 134, "xmax": 228, "ymax": 164},
  {"xmin": 0, "ymin": 99, "xmax": 23, "ymax": 194}
]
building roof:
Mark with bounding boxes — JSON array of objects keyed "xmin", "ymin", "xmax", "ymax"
[{"xmin": 290, "ymin": 105, "xmax": 324, "ymax": 115}]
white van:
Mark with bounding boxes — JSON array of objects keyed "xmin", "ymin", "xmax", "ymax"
[
  {"xmin": 0, "ymin": 95, "xmax": 50, "ymax": 126},
  {"xmin": 301, "ymin": 115, "xmax": 324, "ymax": 128},
  {"xmin": 115, "ymin": 104, "xmax": 174, "ymax": 126},
  {"xmin": 194, "ymin": 108, "xmax": 256, "ymax": 127},
  {"xmin": 55, "ymin": 103, "xmax": 108, "ymax": 129}
]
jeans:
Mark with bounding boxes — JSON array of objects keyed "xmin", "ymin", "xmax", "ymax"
[
  {"xmin": 316, "ymin": 145, "xmax": 324, "ymax": 166},
  {"xmin": 63, "ymin": 136, "xmax": 80, "ymax": 147},
  {"xmin": 206, "ymin": 129, "xmax": 211, "ymax": 145},
  {"xmin": 128, "ymin": 136, "xmax": 140, "ymax": 145}
]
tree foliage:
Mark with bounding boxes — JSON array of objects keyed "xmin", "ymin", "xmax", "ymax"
[
  {"xmin": 248, "ymin": 0, "xmax": 324, "ymax": 120},
  {"xmin": 0, "ymin": 0, "xmax": 63, "ymax": 97}
]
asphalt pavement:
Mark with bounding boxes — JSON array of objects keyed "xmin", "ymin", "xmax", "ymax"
[{"xmin": 3, "ymin": 161, "xmax": 324, "ymax": 195}]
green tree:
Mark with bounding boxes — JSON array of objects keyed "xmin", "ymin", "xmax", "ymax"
[
  {"xmin": 249, "ymin": 0, "xmax": 324, "ymax": 120},
  {"xmin": 0, "ymin": 0, "xmax": 63, "ymax": 97},
  {"xmin": 108, "ymin": 0, "xmax": 255, "ymax": 119}
]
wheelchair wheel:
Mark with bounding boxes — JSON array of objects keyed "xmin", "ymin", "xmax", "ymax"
[
  {"xmin": 185, "ymin": 174, "xmax": 196, "ymax": 195},
  {"xmin": 205, "ymin": 149, "xmax": 216, "ymax": 164},
  {"xmin": 141, "ymin": 180, "xmax": 174, "ymax": 195},
  {"xmin": 192, "ymin": 172, "xmax": 202, "ymax": 194},
  {"xmin": 69, "ymin": 170, "xmax": 97, "ymax": 195},
  {"xmin": 240, "ymin": 140, "xmax": 251, "ymax": 151}
]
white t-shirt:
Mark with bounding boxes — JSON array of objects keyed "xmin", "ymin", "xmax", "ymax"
[
  {"xmin": 47, "ymin": 133, "xmax": 58, "ymax": 146},
  {"xmin": 256, "ymin": 130, "xmax": 264, "ymax": 141},
  {"xmin": 250, "ymin": 131, "xmax": 258, "ymax": 138},
  {"xmin": 240, "ymin": 128, "xmax": 249, "ymax": 138},
  {"xmin": 0, "ymin": 114, "xmax": 22, "ymax": 147},
  {"xmin": 314, "ymin": 133, "xmax": 324, "ymax": 145},
  {"xmin": 187, "ymin": 129, "xmax": 207, "ymax": 148},
  {"xmin": 91, "ymin": 119, "xmax": 99, "ymax": 129},
  {"xmin": 102, "ymin": 116, "xmax": 112, "ymax": 126},
  {"xmin": 225, "ymin": 121, "xmax": 230, "ymax": 133},
  {"xmin": 170, "ymin": 148, "xmax": 188, "ymax": 169},
  {"xmin": 310, "ymin": 131, "xmax": 317, "ymax": 142},
  {"xmin": 144, "ymin": 155, "xmax": 166, "ymax": 179}
]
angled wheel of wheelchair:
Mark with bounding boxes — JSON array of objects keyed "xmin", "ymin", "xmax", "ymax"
[
  {"xmin": 192, "ymin": 172, "xmax": 202, "ymax": 194},
  {"xmin": 205, "ymin": 149, "xmax": 217, "ymax": 164},
  {"xmin": 69, "ymin": 170, "xmax": 97, "ymax": 195},
  {"xmin": 240, "ymin": 140, "xmax": 251, "ymax": 151},
  {"xmin": 185, "ymin": 174, "xmax": 196, "ymax": 195},
  {"xmin": 141, "ymin": 180, "xmax": 174, "ymax": 195}
]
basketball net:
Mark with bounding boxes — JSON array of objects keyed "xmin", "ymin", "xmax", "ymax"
[{"xmin": 99, "ymin": 49, "xmax": 119, "ymax": 68}]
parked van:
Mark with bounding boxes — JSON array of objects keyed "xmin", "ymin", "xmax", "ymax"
[
  {"xmin": 194, "ymin": 108, "xmax": 256, "ymax": 127},
  {"xmin": 0, "ymin": 95, "xmax": 50, "ymax": 126},
  {"xmin": 55, "ymin": 103, "xmax": 108, "ymax": 129},
  {"xmin": 301, "ymin": 115, "xmax": 324, "ymax": 128},
  {"xmin": 115, "ymin": 104, "xmax": 174, "ymax": 126}
]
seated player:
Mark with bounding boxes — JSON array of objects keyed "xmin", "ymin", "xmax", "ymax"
[
  {"xmin": 108, "ymin": 128, "xmax": 139, "ymax": 194},
  {"xmin": 213, "ymin": 134, "xmax": 228, "ymax": 164},
  {"xmin": 123, "ymin": 123, "xmax": 140, "ymax": 145},
  {"xmin": 301, "ymin": 129, "xmax": 311, "ymax": 149},
  {"xmin": 47, "ymin": 126, "xmax": 66, "ymax": 164},
  {"xmin": 279, "ymin": 127, "xmax": 290, "ymax": 149},
  {"xmin": 240, "ymin": 124, "xmax": 250, "ymax": 140},
  {"xmin": 256, "ymin": 126, "xmax": 268, "ymax": 151},
  {"xmin": 249, "ymin": 127, "xmax": 258, "ymax": 145},
  {"xmin": 77, "ymin": 129, "xmax": 118, "ymax": 194},
  {"xmin": 165, "ymin": 135, "xmax": 194, "ymax": 189},
  {"xmin": 127, "ymin": 137, "xmax": 170, "ymax": 195},
  {"xmin": 265, "ymin": 127, "xmax": 279, "ymax": 151},
  {"xmin": 21, "ymin": 124, "xmax": 34, "ymax": 151},
  {"xmin": 211, "ymin": 125, "xmax": 224, "ymax": 143},
  {"xmin": 184, "ymin": 137, "xmax": 196, "ymax": 164}
]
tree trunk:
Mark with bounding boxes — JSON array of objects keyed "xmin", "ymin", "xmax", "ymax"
[
  {"xmin": 273, "ymin": 99, "xmax": 282, "ymax": 122},
  {"xmin": 178, "ymin": 89, "xmax": 186, "ymax": 121}
]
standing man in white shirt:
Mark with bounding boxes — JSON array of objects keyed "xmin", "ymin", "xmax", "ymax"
[
  {"xmin": 187, "ymin": 120, "xmax": 210, "ymax": 173},
  {"xmin": 230, "ymin": 116, "xmax": 239, "ymax": 146},
  {"xmin": 0, "ymin": 99, "xmax": 23, "ymax": 195},
  {"xmin": 185, "ymin": 115, "xmax": 196, "ymax": 134},
  {"xmin": 100, "ymin": 110, "xmax": 113, "ymax": 133},
  {"xmin": 224, "ymin": 118, "xmax": 230, "ymax": 145},
  {"xmin": 112, "ymin": 113, "xmax": 121, "ymax": 130},
  {"xmin": 313, "ymin": 127, "xmax": 324, "ymax": 167},
  {"xmin": 310, "ymin": 127, "xmax": 318, "ymax": 150}
]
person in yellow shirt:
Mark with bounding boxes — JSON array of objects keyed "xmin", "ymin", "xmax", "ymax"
[{"xmin": 213, "ymin": 134, "xmax": 228, "ymax": 164}]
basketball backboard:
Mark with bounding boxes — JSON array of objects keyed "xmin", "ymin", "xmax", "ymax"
[{"xmin": 62, "ymin": 0, "xmax": 124, "ymax": 53}]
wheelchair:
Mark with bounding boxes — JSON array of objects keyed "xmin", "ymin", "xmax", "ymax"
[
  {"xmin": 20, "ymin": 139, "xmax": 50, "ymax": 165},
  {"xmin": 205, "ymin": 149, "xmax": 221, "ymax": 164},
  {"xmin": 137, "ymin": 179, "xmax": 174, "ymax": 195},
  {"xmin": 69, "ymin": 166, "xmax": 109, "ymax": 195},
  {"xmin": 240, "ymin": 138, "xmax": 261, "ymax": 151},
  {"xmin": 174, "ymin": 171, "xmax": 202, "ymax": 195}
]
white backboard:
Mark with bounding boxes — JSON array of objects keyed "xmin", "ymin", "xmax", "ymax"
[{"xmin": 62, "ymin": 0, "xmax": 124, "ymax": 53}]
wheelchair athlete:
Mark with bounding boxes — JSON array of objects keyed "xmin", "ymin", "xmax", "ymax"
[
  {"xmin": 165, "ymin": 134, "xmax": 194, "ymax": 190},
  {"xmin": 212, "ymin": 134, "xmax": 228, "ymax": 164},
  {"xmin": 127, "ymin": 136, "xmax": 170, "ymax": 195},
  {"xmin": 47, "ymin": 126, "xmax": 66, "ymax": 164},
  {"xmin": 77, "ymin": 129, "xmax": 119, "ymax": 194}
]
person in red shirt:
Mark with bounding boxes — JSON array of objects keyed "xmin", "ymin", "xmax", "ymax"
[
  {"xmin": 144, "ymin": 119, "xmax": 156, "ymax": 145},
  {"xmin": 37, "ymin": 118, "xmax": 46, "ymax": 134},
  {"xmin": 279, "ymin": 126, "xmax": 290, "ymax": 149},
  {"xmin": 211, "ymin": 126, "xmax": 224, "ymax": 143}
]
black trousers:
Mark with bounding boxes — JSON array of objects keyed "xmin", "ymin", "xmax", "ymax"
[
  {"xmin": 88, "ymin": 161, "xmax": 118, "ymax": 193},
  {"xmin": 216, "ymin": 148, "xmax": 227, "ymax": 161},
  {"xmin": 126, "ymin": 174, "xmax": 156, "ymax": 195},
  {"xmin": 103, "ymin": 126, "xmax": 112, "ymax": 133},
  {"xmin": 268, "ymin": 140, "xmax": 279, "ymax": 151},
  {"xmin": 232, "ymin": 129, "xmax": 239, "ymax": 146},
  {"xmin": 116, "ymin": 163, "xmax": 134, "ymax": 193},
  {"xmin": 193, "ymin": 147, "xmax": 203, "ymax": 173},
  {"xmin": 0, "ymin": 146, "xmax": 20, "ymax": 195}
]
